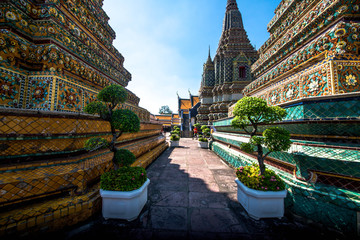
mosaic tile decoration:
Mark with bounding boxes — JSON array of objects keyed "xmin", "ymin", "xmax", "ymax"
[
  {"xmin": 0, "ymin": 137, "xmax": 167, "ymax": 236},
  {"xmin": 283, "ymin": 96, "xmax": 360, "ymax": 121},
  {"xmin": 0, "ymin": 183, "xmax": 102, "ymax": 236},
  {"xmin": 0, "ymin": 135, "xmax": 166, "ymax": 207},
  {"xmin": 212, "ymin": 132, "xmax": 360, "ymax": 180},
  {"xmin": 215, "ymin": 97, "xmax": 360, "ymax": 139},
  {"xmin": 211, "ymin": 141, "xmax": 360, "ymax": 234},
  {"xmin": 0, "ymin": 110, "xmax": 160, "ymax": 161},
  {"xmin": 0, "ymin": 66, "xmax": 148, "ymax": 119},
  {"xmin": 248, "ymin": 2, "xmax": 359, "ymax": 95}
]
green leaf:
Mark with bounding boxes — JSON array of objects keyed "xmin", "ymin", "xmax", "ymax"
[
  {"xmin": 240, "ymin": 142, "xmax": 254, "ymax": 153},
  {"xmin": 97, "ymin": 84, "xmax": 127, "ymax": 106},
  {"xmin": 84, "ymin": 101, "xmax": 107, "ymax": 116},
  {"xmin": 231, "ymin": 116, "xmax": 247, "ymax": 129},
  {"xmin": 232, "ymin": 97, "xmax": 286, "ymax": 126},
  {"xmin": 250, "ymin": 136, "xmax": 264, "ymax": 145},
  {"xmin": 111, "ymin": 109, "xmax": 140, "ymax": 133},
  {"xmin": 263, "ymin": 127, "xmax": 291, "ymax": 152},
  {"xmin": 100, "ymin": 167, "xmax": 147, "ymax": 191},
  {"xmin": 114, "ymin": 149, "xmax": 136, "ymax": 167}
]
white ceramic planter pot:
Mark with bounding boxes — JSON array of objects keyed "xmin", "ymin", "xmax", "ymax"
[
  {"xmin": 235, "ymin": 179, "xmax": 287, "ymax": 220},
  {"xmin": 100, "ymin": 178, "xmax": 150, "ymax": 221},
  {"xmin": 170, "ymin": 140, "xmax": 179, "ymax": 147},
  {"xmin": 198, "ymin": 141, "xmax": 208, "ymax": 149}
]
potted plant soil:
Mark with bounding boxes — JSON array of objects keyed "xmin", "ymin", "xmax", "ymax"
[
  {"xmin": 231, "ymin": 97, "xmax": 291, "ymax": 220},
  {"xmin": 83, "ymin": 84, "xmax": 149, "ymax": 221}
]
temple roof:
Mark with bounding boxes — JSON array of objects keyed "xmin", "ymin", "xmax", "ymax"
[
  {"xmin": 155, "ymin": 115, "xmax": 172, "ymax": 120},
  {"xmin": 217, "ymin": 0, "xmax": 257, "ymax": 60},
  {"xmin": 226, "ymin": 0, "xmax": 240, "ymax": 12},
  {"xmin": 206, "ymin": 47, "xmax": 213, "ymax": 65},
  {"xmin": 179, "ymin": 99, "xmax": 192, "ymax": 110},
  {"xmin": 222, "ymin": 0, "xmax": 244, "ymax": 32}
]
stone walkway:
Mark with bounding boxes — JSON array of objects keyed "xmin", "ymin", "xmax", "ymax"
[{"xmin": 29, "ymin": 137, "xmax": 344, "ymax": 240}]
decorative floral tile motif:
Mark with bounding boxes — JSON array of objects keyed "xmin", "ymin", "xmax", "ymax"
[
  {"xmin": 336, "ymin": 64, "xmax": 360, "ymax": 93},
  {"xmin": 247, "ymin": 19, "xmax": 360, "ymax": 95},
  {"xmin": 0, "ymin": 69, "xmax": 24, "ymax": 108},
  {"xmin": 56, "ymin": 80, "xmax": 82, "ymax": 112},
  {"xmin": 268, "ymin": 87, "xmax": 282, "ymax": 105},
  {"xmin": 83, "ymin": 90, "xmax": 97, "ymax": 107},
  {"xmin": 0, "ymin": 2, "xmax": 129, "ymax": 83},
  {"xmin": 282, "ymin": 78, "xmax": 300, "ymax": 102},
  {"xmin": 26, "ymin": 76, "xmax": 52, "ymax": 110},
  {"xmin": 302, "ymin": 68, "xmax": 330, "ymax": 97}
]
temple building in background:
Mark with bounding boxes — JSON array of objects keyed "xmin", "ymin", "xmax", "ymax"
[
  {"xmin": 197, "ymin": 0, "xmax": 258, "ymax": 125},
  {"xmin": 178, "ymin": 92, "xmax": 199, "ymax": 137},
  {"xmin": 0, "ymin": 0, "xmax": 167, "ymax": 235},
  {"xmin": 154, "ymin": 114, "xmax": 172, "ymax": 132}
]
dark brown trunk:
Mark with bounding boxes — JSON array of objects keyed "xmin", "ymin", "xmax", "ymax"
[{"xmin": 257, "ymin": 144, "xmax": 265, "ymax": 175}]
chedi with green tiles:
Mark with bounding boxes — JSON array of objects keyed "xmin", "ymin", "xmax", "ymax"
[{"xmin": 231, "ymin": 97, "xmax": 292, "ymax": 178}]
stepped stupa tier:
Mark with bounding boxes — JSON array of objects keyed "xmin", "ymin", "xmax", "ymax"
[
  {"xmin": 0, "ymin": 0, "xmax": 168, "ymax": 235},
  {"xmin": 216, "ymin": 0, "xmax": 360, "ymax": 234},
  {"xmin": 0, "ymin": 0, "xmax": 145, "ymax": 111},
  {"xmin": 244, "ymin": 0, "xmax": 360, "ymax": 102},
  {"xmin": 197, "ymin": 0, "xmax": 258, "ymax": 125}
]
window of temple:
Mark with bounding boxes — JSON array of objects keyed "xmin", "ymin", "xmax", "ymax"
[{"xmin": 239, "ymin": 66, "xmax": 246, "ymax": 78}]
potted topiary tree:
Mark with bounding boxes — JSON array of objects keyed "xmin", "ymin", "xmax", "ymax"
[
  {"xmin": 170, "ymin": 126, "xmax": 181, "ymax": 147},
  {"xmin": 198, "ymin": 125, "xmax": 210, "ymax": 148},
  {"xmin": 231, "ymin": 97, "xmax": 292, "ymax": 220},
  {"xmin": 84, "ymin": 84, "xmax": 149, "ymax": 221}
]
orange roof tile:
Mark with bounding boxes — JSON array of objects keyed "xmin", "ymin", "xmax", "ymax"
[
  {"xmin": 156, "ymin": 115, "xmax": 172, "ymax": 120},
  {"xmin": 180, "ymin": 99, "xmax": 191, "ymax": 110},
  {"xmin": 192, "ymin": 96, "xmax": 199, "ymax": 106}
]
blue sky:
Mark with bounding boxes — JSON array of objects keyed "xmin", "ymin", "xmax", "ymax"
[{"xmin": 103, "ymin": 0, "xmax": 282, "ymax": 114}]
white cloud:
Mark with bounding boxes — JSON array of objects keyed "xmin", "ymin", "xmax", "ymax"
[{"xmin": 103, "ymin": 0, "xmax": 199, "ymax": 114}]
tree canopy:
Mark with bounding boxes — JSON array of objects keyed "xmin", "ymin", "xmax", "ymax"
[
  {"xmin": 159, "ymin": 105, "xmax": 173, "ymax": 114},
  {"xmin": 231, "ymin": 97, "xmax": 291, "ymax": 175}
]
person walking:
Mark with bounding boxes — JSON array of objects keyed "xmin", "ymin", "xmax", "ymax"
[{"xmin": 193, "ymin": 126, "xmax": 198, "ymax": 140}]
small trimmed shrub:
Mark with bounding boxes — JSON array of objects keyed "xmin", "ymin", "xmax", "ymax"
[
  {"xmin": 201, "ymin": 125, "xmax": 210, "ymax": 138},
  {"xmin": 170, "ymin": 134, "xmax": 180, "ymax": 141},
  {"xmin": 101, "ymin": 167, "xmax": 147, "ymax": 191},
  {"xmin": 83, "ymin": 84, "xmax": 141, "ymax": 170},
  {"xmin": 198, "ymin": 136, "xmax": 208, "ymax": 142},
  {"xmin": 84, "ymin": 84, "xmax": 146, "ymax": 192},
  {"xmin": 111, "ymin": 109, "xmax": 140, "ymax": 133},
  {"xmin": 236, "ymin": 164, "xmax": 285, "ymax": 191},
  {"xmin": 115, "ymin": 149, "xmax": 136, "ymax": 167}
]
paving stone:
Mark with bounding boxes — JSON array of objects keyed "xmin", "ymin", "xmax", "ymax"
[
  {"xmin": 150, "ymin": 191, "xmax": 189, "ymax": 207},
  {"xmin": 40, "ymin": 137, "xmax": 344, "ymax": 240},
  {"xmin": 187, "ymin": 167, "xmax": 214, "ymax": 179},
  {"xmin": 150, "ymin": 206, "xmax": 187, "ymax": 231},
  {"xmin": 152, "ymin": 230, "xmax": 188, "ymax": 240},
  {"xmin": 159, "ymin": 168, "xmax": 188, "ymax": 181},
  {"xmin": 188, "ymin": 181, "xmax": 220, "ymax": 193},
  {"xmin": 218, "ymin": 181, "xmax": 238, "ymax": 193},
  {"xmin": 189, "ymin": 192, "xmax": 228, "ymax": 208},
  {"xmin": 190, "ymin": 208, "xmax": 247, "ymax": 233},
  {"xmin": 150, "ymin": 179, "xmax": 188, "ymax": 192}
]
